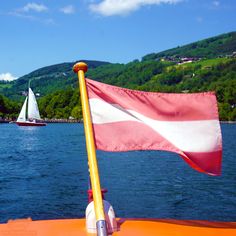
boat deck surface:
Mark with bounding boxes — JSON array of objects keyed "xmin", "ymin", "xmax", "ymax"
[{"xmin": 0, "ymin": 218, "xmax": 236, "ymax": 236}]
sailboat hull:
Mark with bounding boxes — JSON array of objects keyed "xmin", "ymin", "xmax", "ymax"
[{"xmin": 16, "ymin": 121, "xmax": 46, "ymax": 126}]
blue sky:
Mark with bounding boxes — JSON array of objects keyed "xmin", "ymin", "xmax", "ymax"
[{"xmin": 0, "ymin": 0, "xmax": 235, "ymax": 80}]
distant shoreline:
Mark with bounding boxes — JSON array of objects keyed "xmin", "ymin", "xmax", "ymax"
[
  {"xmin": 44, "ymin": 119, "xmax": 82, "ymax": 123},
  {"xmin": 220, "ymin": 121, "xmax": 236, "ymax": 124},
  {"xmin": 1, "ymin": 119, "xmax": 235, "ymax": 124},
  {"xmin": 0, "ymin": 119, "xmax": 82, "ymax": 124}
]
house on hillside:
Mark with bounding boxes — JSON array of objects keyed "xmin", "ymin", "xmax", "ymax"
[{"xmin": 178, "ymin": 57, "xmax": 195, "ymax": 65}]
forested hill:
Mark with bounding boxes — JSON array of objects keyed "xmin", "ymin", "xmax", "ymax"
[
  {"xmin": 0, "ymin": 60, "xmax": 110, "ymax": 100},
  {"xmin": 142, "ymin": 32, "xmax": 236, "ymax": 61},
  {"xmin": 0, "ymin": 31, "xmax": 236, "ymax": 121}
]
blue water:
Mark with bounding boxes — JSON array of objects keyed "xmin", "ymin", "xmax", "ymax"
[{"xmin": 0, "ymin": 123, "xmax": 235, "ymax": 223}]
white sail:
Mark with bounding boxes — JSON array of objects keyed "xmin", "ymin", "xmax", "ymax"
[
  {"xmin": 28, "ymin": 87, "xmax": 41, "ymax": 120},
  {"xmin": 17, "ymin": 97, "xmax": 28, "ymax": 122}
]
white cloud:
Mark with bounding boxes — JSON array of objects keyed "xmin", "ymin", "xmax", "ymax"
[
  {"xmin": 0, "ymin": 73, "xmax": 18, "ymax": 82},
  {"xmin": 60, "ymin": 5, "xmax": 75, "ymax": 14},
  {"xmin": 21, "ymin": 3, "xmax": 48, "ymax": 12},
  {"xmin": 89, "ymin": 0, "xmax": 183, "ymax": 16},
  {"xmin": 9, "ymin": 3, "xmax": 55, "ymax": 25}
]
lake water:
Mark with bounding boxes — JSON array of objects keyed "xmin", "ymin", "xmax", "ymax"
[{"xmin": 0, "ymin": 123, "xmax": 235, "ymax": 223}]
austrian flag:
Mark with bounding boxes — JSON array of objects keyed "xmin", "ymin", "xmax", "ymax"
[{"xmin": 86, "ymin": 79, "xmax": 222, "ymax": 176}]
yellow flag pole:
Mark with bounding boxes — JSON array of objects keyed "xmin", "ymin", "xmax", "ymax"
[{"xmin": 73, "ymin": 62, "xmax": 107, "ymax": 236}]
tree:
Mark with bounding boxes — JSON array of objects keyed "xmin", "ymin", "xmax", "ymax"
[{"xmin": 71, "ymin": 106, "xmax": 82, "ymax": 119}]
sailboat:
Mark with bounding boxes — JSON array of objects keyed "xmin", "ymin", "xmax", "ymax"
[{"xmin": 16, "ymin": 86, "xmax": 46, "ymax": 126}]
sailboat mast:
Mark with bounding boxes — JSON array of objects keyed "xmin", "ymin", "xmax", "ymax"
[{"xmin": 27, "ymin": 80, "xmax": 30, "ymax": 120}]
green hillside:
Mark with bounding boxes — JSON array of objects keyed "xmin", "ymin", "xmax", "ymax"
[
  {"xmin": 0, "ymin": 60, "xmax": 110, "ymax": 101},
  {"xmin": 0, "ymin": 31, "xmax": 236, "ymax": 121},
  {"xmin": 1, "ymin": 31, "xmax": 236, "ymax": 100},
  {"xmin": 37, "ymin": 57, "xmax": 236, "ymax": 121}
]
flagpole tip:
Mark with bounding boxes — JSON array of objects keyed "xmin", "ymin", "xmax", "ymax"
[{"xmin": 73, "ymin": 62, "xmax": 88, "ymax": 73}]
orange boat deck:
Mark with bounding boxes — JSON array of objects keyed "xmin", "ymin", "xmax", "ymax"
[{"xmin": 0, "ymin": 218, "xmax": 236, "ymax": 236}]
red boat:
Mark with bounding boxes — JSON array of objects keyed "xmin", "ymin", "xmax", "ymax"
[{"xmin": 16, "ymin": 120, "xmax": 46, "ymax": 126}]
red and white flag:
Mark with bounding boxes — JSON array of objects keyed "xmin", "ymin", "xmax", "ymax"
[{"xmin": 86, "ymin": 79, "xmax": 222, "ymax": 176}]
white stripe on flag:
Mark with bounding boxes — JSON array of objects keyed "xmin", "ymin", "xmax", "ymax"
[{"xmin": 89, "ymin": 98, "xmax": 222, "ymax": 153}]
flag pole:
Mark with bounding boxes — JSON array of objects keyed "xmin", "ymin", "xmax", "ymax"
[{"xmin": 73, "ymin": 62, "xmax": 108, "ymax": 236}]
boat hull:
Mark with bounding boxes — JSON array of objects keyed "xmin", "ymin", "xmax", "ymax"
[
  {"xmin": 16, "ymin": 122, "xmax": 46, "ymax": 126},
  {"xmin": 0, "ymin": 218, "xmax": 235, "ymax": 236}
]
